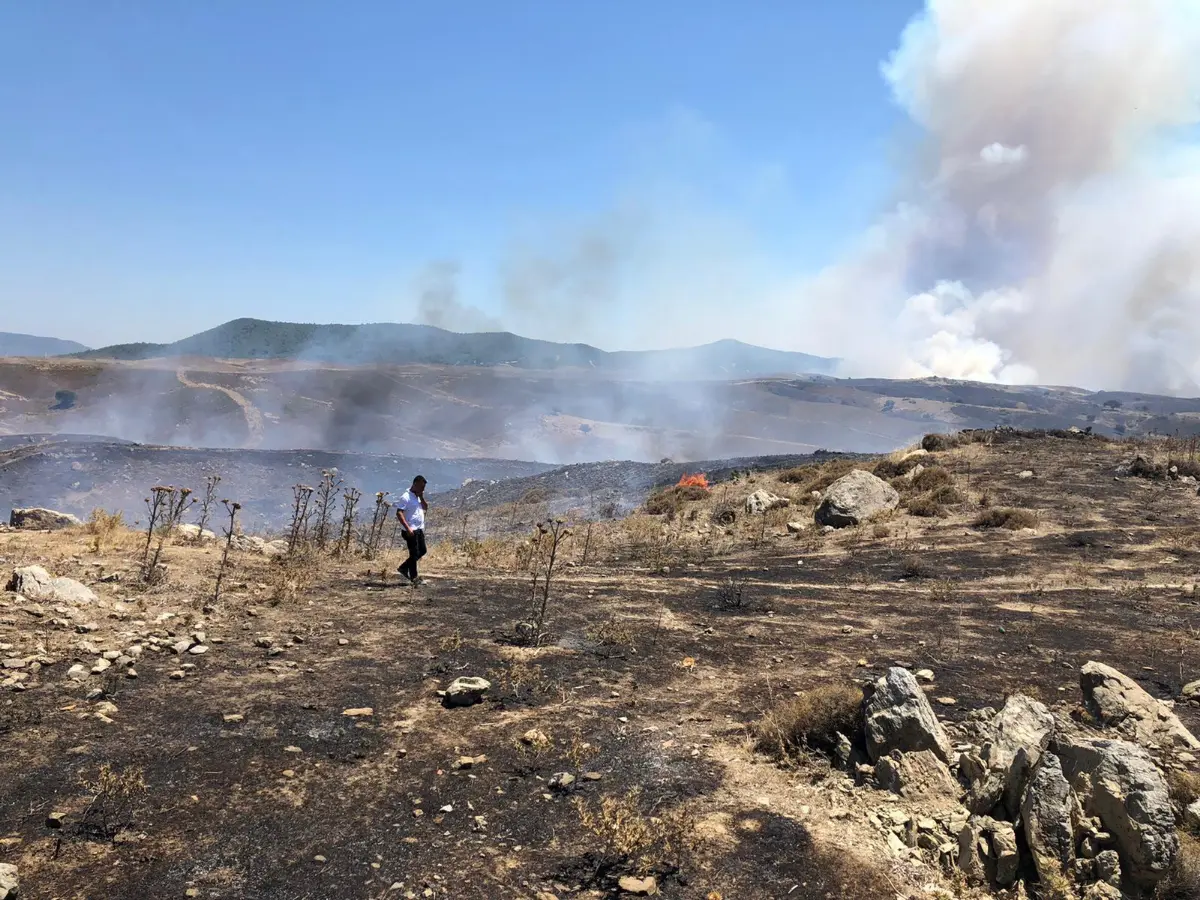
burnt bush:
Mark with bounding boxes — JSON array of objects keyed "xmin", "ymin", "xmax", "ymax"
[
  {"xmin": 644, "ymin": 484, "xmax": 708, "ymax": 516},
  {"xmin": 973, "ymin": 507, "xmax": 1039, "ymax": 530}
]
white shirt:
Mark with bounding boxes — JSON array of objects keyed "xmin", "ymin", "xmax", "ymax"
[{"xmin": 397, "ymin": 489, "xmax": 425, "ymax": 531}]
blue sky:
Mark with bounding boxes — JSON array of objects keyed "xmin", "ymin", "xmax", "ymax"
[{"xmin": 1, "ymin": 1, "xmax": 922, "ymax": 350}]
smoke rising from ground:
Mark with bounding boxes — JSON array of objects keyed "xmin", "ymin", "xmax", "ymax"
[
  {"xmin": 414, "ymin": 1, "xmax": 1200, "ymax": 395},
  {"xmin": 797, "ymin": 0, "xmax": 1200, "ymax": 392}
]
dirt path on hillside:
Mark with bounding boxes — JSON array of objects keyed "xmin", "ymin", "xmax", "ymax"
[{"xmin": 176, "ymin": 369, "xmax": 265, "ymax": 446}]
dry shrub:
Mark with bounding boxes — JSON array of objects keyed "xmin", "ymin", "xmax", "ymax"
[
  {"xmin": 872, "ymin": 524, "xmax": 891, "ymax": 539},
  {"xmin": 1159, "ymin": 832, "xmax": 1200, "ymax": 900},
  {"xmin": 755, "ymin": 684, "xmax": 863, "ymax": 759},
  {"xmin": 1169, "ymin": 770, "xmax": 1200, "ymax": 816},
  {"xmin": 644, "ymin": 484, "xmax": 708, "ymax": 516},
  {"xmin": 779, "ymin": 458, "xmax": 859, "ymax": 493},
  {"xmin": 489, "ymin": 659, "xmax": 554, "ymax": 703},
  {"xmin": 873, "ymin": 456, "xmax": 923, "ymax": 479},
  {"xmin": 921, "ymin": 431, "xmax": 962, "ymax": 452},
  {"xmin": 588, "ymin": 616, "xmax": 636, "ymax": 651},
  {"xmin": 974, "ymin": 507, "xmax": 1039, "ymax": 530},
  {"xmin": 574, "ymin": 788, "xmax": 700, "ymax": 874},
  {"xmin": 905, "ymin": 497, "xmax": 947, "ymax": 518},
  {"xmin": 78, "ymin": 763, "xmax": 147, "ymax": 841},
  {"xmin": 715, "ymin": 574, "xmax": 751, "ymax": 610},
  {"xmin": 85, "ymin": 508, "xmax": 125, "ymax": 553},
  {"xmin": 929, "ymin": 485, "xmax": 966, "ymax": 505},
  {"xmin": 910, "ymin": 466, "xmax": 952, "ymax": 492},
  {"xmin": 900, "ymin": 555, "xmax": 933, "ymax": 578}
]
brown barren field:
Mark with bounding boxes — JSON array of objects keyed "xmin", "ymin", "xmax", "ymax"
[{"xmin": 2, "ymin": 431, "xmax": 1200, "ymax": 899}]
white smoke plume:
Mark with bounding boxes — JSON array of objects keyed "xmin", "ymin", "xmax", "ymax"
[{"xmin": 812, "ymin": 0, "xmax": 1200, "ymax": 392}]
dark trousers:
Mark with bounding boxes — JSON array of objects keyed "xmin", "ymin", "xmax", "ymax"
[{"xmin": 400, "ymin": 528, "xmax": 426, "ymax": 580}]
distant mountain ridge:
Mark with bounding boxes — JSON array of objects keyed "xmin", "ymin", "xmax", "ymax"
[
  {"xmin": 74, "ymin": 318, "xmax": 838, "ymax": 378},
  {"xmin": 0, "ymin": 332, "xmax": 89, "ymax": 357}
]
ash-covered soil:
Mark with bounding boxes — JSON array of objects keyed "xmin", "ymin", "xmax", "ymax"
[
  {"xmin": 1, "ymin": 433, "xmax": 1199, "ymax": 898},
  {"xmin": 0, "ymin": 435, "xmax": 554, "ymax": 531}
]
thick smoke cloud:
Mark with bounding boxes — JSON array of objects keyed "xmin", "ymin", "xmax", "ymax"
[{"xmin": 809, "ymin": 0, "xmax": 1200, "ymax": 392}]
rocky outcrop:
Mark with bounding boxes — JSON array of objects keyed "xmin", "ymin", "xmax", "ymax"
[
  {"xmin": 0, "ymin": 863, "xmax": 16, "ymax": 900},
  {"xmin": 863, "ymin": 667, "xmax": 952, "ymax": 763},
  {"xmin": 177, "ymin": 524, "xmax": 217, "ymax": 542},
  {"xmin": 873, "ymin": 749, "xmax": 958, "ymax": 800},
  {"xmin": 814, "ymin": 470, "xmax": 899, "ymax": 528},
  {"xmin": 1021, "ymin": 752, "xmax": 1077, "ymax": 884},
  {"xmin": 962, "ymin": 693, "xmax": 1055, "ymax": 817},
  {"xmin": 9, "ymin": 507, "xmax": 82, "ymax": 530},
  {"xmin": 744, "ymin": 490, "xmax": 789, "ymax": 515},
  {"xmin": 956, "ymin": 816, "xmax": 1019, "ymax": 887},
  {"xmin": 5, "ymin": 565, "xmax": 96, "ymax": 605},
  {"xmin": 1056, "ymin": 737, "xmax": 1179, "ymax": 887},
  {"xmin": 1080, "ymin": 660, "xmax": 1200, "ymax": 751}
]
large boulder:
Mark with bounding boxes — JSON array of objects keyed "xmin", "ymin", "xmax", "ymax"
[
  {"xmin": 1056, "ymin": 737, "xmax": 1178, "ymax": 887},
  {"xmin": 9, "ymin": 507, "xmax": 82, "ymax": 530},
  {"xmin": 0, "ymin": 863, "xmax": 16, "ymax": 900},
  {"xmin": 1080, "ymin": 661, "xmax": 1200, "ymax": 751},
  {"xmin": 815, "ymin": 470, "xmax": 899, "ymax": 528},
  {"xmin": 863, "ymin": 667, "xmax": 952, "ymax": 763},
  {"xmin": 962, "ymin": 693, "xmax": 1055, "ymax": 816},
  {"xmin": 6, "ymin": 566, "xmax": 96, "ymax": 605},
  {"xmin": 744, "ymin": 490, "xmax": 789, "ymax": 515},
  {"xmin": 1021, "ymin": 752, "xmax": 1077, "ymax": 885}
]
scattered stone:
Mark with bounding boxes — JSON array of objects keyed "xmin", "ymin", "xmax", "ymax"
[
  {"xmin": 1018, "ymin": 470, "xmax": 1034, "ymax": 479},
  {"xmin": 6, "ymin": 566, "xmax": 96, "ymax": 605},
  {"xmin": 342, "ymin": 707, "xmax": 373, "ymax": 717},
  {"xmin": 548, "ymin": 772, "xmax": 576, "ymax": 792},
  {"xmin": 1080, "ymin": 660, "xmax": 1200, "ymax": 751},
  {"xmin": 176, "ymin": 524, "xmax": 217, "ymax": 542},
  {"xmin": 9, "ymin": 507, "xmax": 82, "ymax": 530},
  {"xmin": 0, "ymin": 863, "xmax": 17, "ymax": 900},
  {"xmin": 814, "ymin": 469, "xmax": 900, "ymax": 528},
  {"xmin": 617, "ymin": 875, "xmax": 657, "ymax": 896},
  {"xmin": 915, "ymin": 669, "xmax": 934, "ymax": 683},
  {"xmin": 66, "ymin": 663, "xmax": 87, "ymax": 681},
  {"xmin": 187, "ymin": 644, "xmax": 208, "ymax": 655},
  {"xmin": 521, "ymin": 729, "xmax": 550, "ymax": 747},
  {"xmin": 863, "ymin": 667, "xmax": 953, "ymax": 763},
  {"xmin": 171, "ymin": 640, "xmax": 193, "ymax": 655},
  {"xmin": 454, "ymin": 755, "xmax": 486, "ymax": 769},
  {"xmin": 46, "ymin": 811, "xmax": 67, "ymax": 829},
  {"xmin": 223, "ymin": 714, "xmax": 244, "ymax": 724},
  {"xmin": 744, "ymin": 490, "xmax": 789, "ymax": 515},
  {"xmin": 1057, "ymin": 737, "xmax": 1178, "ymax": 886},
  {"xmin": 443, "ymin": 676, "xmax": 491, "ymax": 707},
  {"xmin": 90, "ymin": 659, "xmax": 111, "ymax": 675},
  {"xmin": 785, "ymin": 521, "xmax": 807, "ymax": 534}
]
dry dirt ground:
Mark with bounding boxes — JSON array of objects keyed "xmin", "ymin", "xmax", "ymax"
[{"xmin": 2, "ymin": 432, "xmax": 1200, "ymax": 899}]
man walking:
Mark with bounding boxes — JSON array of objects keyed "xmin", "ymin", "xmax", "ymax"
[{"xmin": 396, "ymin": 475, "xmax": 428, "ymax": 584}]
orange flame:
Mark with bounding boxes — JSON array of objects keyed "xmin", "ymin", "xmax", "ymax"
[{"xmin": 678, "ymin": 472, "xmax": 709, "ymax": 489}]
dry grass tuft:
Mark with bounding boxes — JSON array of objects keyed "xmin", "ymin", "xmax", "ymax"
[
  {"xmin": 85, "ymin": 508, "xmax": 126, "ymax": 553},
  {"xmin": 1159, "ymin": 832, "xmax": 1200, "ymax": 900},
  {"xmin": 1169, "ymin": 770, "xmax": 1200, "ymax": 816},
  {"xmin": 755, "ymin": 684, "xmax": 863, "ymax": 759},
  {"xmin": 973, "ymin": 507, "xmax": 1039, "ymax": 530},
  {"xmin": 574, "ymin": 788, "xmax": 700, "ymax": 874}
]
